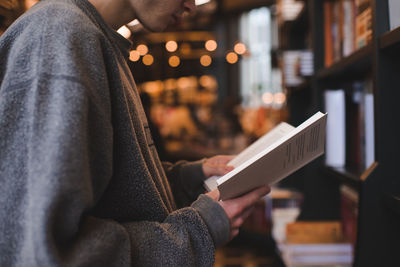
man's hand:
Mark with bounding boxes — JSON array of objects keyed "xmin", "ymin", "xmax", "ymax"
[
  {"xmin": 202, "ymin": 155, "xmax": 235, "ymax": 178},
  {"xmin": 206, "ymin": 186, "xmax": 271, "ymax": 240}
]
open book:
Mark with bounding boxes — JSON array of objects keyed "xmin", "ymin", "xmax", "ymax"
[{"xmin": 204, "ymin": 111, "xmax": 327, "ymax": 200}]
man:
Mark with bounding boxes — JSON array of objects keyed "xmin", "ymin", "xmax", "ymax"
[{"xmin": 0, "ymin": 0, "xmax": 270, "ymax": 266}]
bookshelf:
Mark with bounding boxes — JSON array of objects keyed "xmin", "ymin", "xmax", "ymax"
[{"xmin": 310, "ymin": 0, "xmax": 400, "ymax": 266}]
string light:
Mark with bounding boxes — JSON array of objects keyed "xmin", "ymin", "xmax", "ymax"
[
  {"xmin": 205, "ymin": 40, "xmax": 217, "ymax": 52},
  {"xmin": 142, "ymin": 54, "xmax": 154, "ymax": 66},
  {"xmin": 136, "ymin": 44, "xmax": 149, "ymax": 56},
  {"xmin": 169, "ymin": 56, "xmax": 180, "ymax": 67},
  {"xmin": 262, "ymin": 92, "xmax": 274, "ymax": 105},
  {"xmin": 166, "ymin": 41, "xmax": 178, "ymax": 52},
  {"xmin": 200, "ymin": 55, "xmax": 212, "ymax": 67},
  {"xmin": 274, "ymin": 92, "xmax": 286, "ymax": 104},
  {"xmin": 234, "ymin": 42, "xmax": 247, "ymax": 55},
  {"xmin": 129, "ymin": 50, "xmax": 140, "ymax": 62},
  {"xmin": 226, "ymin": 52, "xmax": 238, "ymax": 64}
]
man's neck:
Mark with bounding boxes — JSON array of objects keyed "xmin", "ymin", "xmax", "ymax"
[{"xmin": 88, "ymin": 0, "xmax": 137, "ymax": 30}]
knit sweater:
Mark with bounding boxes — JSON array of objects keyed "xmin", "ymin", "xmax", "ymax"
[{"xmin": 0, "ymin": 0, "xmax": 230, "ymax": 266}]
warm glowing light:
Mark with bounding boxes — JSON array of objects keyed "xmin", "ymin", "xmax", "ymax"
[
  {"xmin": 117, "ymin": 26, "xmax": 131, "ymax": 39},
  {"xmin": 142, "ymin": 54, "xmax": 154, "ymax": 66},
  {"xmin": 226, "ymin": 52, "xmax": 238, "ymax": 64},
  {"xmin": 262, "ymin": 92, "xmax": 274, "ymax": 105},
  {"xmin": 234, "ymin": 42, "xmax": 247, "ymax": 55},
  {"xmin": 205, "ymin": 40, "xmax": 217, "ymax": 51},
  {"xmin": 129, "ymin": 50, "xmax": 140, "ymax": 62},
  {"xmin": 136, "ymin": 44, "xmax": 149, "ymax": 56},
  {"xmin": 274, "ymin": 92, "xmax": 287, "ymax": 104},
  {"xmin": 168, "ymin": 56, "xmax": 180, "ymax": 67},
  {"xmin": 165, "ymin": 41, "xmax": 178, "ymax": 52},
  {"xmin": 200, "ymin": 55, "xmax": 212, "ymax": 67}
]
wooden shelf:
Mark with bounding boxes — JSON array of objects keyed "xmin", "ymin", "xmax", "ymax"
[
  {"xmin": 380, "ymin": 27, "xmax": 400, "ymax": 49},
  {"xmin": 322, "ymin": 166, "xmax": 363, "ymax": 188},
  {"xmin": 316, "ymin": 44, "xmax": 373, "ymax": 82}
]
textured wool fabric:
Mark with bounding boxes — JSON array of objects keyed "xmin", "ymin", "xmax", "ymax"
[{"xmin": 0, "ymin": 0, "xmax": 230, "ymax": 266}]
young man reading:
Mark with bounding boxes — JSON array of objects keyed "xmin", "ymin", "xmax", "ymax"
[{"xmin": 0, "ymin": 0, "xmax": 270, "ymax": 266}]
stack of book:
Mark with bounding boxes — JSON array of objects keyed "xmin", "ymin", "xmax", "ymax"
[{"xmin": 279, "ymin": 221, "xmax": 353, "ymax": 267}]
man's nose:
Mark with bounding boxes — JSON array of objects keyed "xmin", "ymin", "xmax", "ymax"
[{"xmin": 183, "ymin": 0, "xmax": 196, "ymax": 13}]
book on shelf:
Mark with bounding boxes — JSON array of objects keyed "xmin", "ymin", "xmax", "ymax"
[
  {"xmin": 324, "ymin": 78, "xmax": 374, "ymax": 171},
  {"xmin": 364, "ymin": 83, "xmax": 374, "ymax": 167},
  {"xmin": 346, "ymin": 82, "xmax": 364, "ymax": 170},
  {"xmin": 204, "ymin": 112, "xmax": 327, "ymax": 200},
  {"xmin": 324, "ymin": 0, "xmax": 334, "ymax": 67},
  {"xmin": 388, "ymin": 0, "xmax": 400, "ymax": 30},
  {"xmin": 324, "ymin": 90, "xmax": 346, "ymax": 168},
  {"xmin": 346, "ymin": 78, "xmax": 374, "ymax": 170},
  {"xmin": 286, "ymin": 221, "xmax": 344, "ymax": 244},
  {"xmin": 324, "ymin": 0, "xmax": 370, "ymax": 66},
  {"xmin": 281, "ymin": 221, "xmax": 353, "ymax": 267},
  {"xmin": 342, "ymin": 0, "xmax": 356, "ymax": 57},
  {"xmin": 280, "ymin": 242, "xmax": 353, "ymax": 267},
  {"xmin": 355, "ymin": 0, "xmax": 372, "ymax": 49},
  {"xmin": 340, "ymin": 184, "xmax": 359, "ymax": 246}
]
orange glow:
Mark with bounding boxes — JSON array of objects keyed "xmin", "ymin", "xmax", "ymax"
[
  {"xmin": 129, "ymin": 50, "xmax": 140, "ymax": 62},
  {"xmin": 226, "ymin": 52, "xmax": 238, "ymax": 64},
  {"xmin": 274, "ymin": 92, "xmax": 287, "ymax": 104},
  {"xmin": 200, "ymin": 55, "xmax": 212, "ymax": 67},
  {"xmin": 234, "ymin": 42, "xmax": 247, "ymax": 55},
  {"xmin": 136, "ymin": 44, "xmax": 149, "ymax": 56},
  {"xmin": 142, "ymin": 54, "xmax": 154, "ymax": 66},
  {"xmin": 262, "ymin": 92, "xmax": 274, "ymax": 105},
  {"xmin": 165, "ymin": 41, "xmax": 178, "ymax": 52},
  {"xmin": 205, "ymin": 40, "xmax": 217, "ymax": 51},
  {"xmin": 168, "ymin": 56, "xmax": 180, "ymax": 67}
]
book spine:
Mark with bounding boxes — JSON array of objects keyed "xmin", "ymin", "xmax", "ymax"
[
  {"xmin": 324, "ymin": 90, "xmax": 346, "ymax": 167},
  {"xmin": 340, "ymin": 184, "xmax": 359, "ymax": 246},
  {"xmin": 324, "ymin": 1, "xmax": 333, "ymax": 67},
  {"xmin": 388, "ymin": 0, "xmax": 400, "ymax": 30},
  {"xmin": 355, "ymin": 0, "xmax": 372, "ymax": 49}
]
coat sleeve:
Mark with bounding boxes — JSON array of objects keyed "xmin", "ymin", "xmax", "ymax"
[{"xmin": 162, "ymin": 160, "xmax": 209, "ymax": 207}]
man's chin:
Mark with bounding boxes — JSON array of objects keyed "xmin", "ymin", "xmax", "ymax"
[{"xmin": 138, "ymin": 20, "xmax": 168, "ymax": 33}]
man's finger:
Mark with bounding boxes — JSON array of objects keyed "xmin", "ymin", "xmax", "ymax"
[{"xmin": 236, "ymin": 186, "xmax": 270, "ymax": 208}]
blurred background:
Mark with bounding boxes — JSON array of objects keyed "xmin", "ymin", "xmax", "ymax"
[{"xmin": 4, "ymin": 0, "xmax": 398, "ymax": 267}]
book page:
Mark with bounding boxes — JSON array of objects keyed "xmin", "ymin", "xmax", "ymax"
[
  {"xmin": 217, "ymin": 112, "xmax": 327, "ymax": 200},
  {"xmin": 229, "ymin": 122, "xmax": 295, "ymax": 167},
  {"xmin": 203, "ymin": 122, "xmax": 295, "ymax": 192}
]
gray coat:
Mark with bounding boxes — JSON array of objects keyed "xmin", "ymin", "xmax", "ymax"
[{"xmin": 0, "ymin": 0, "xmax": 230, "ymax": 266}]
